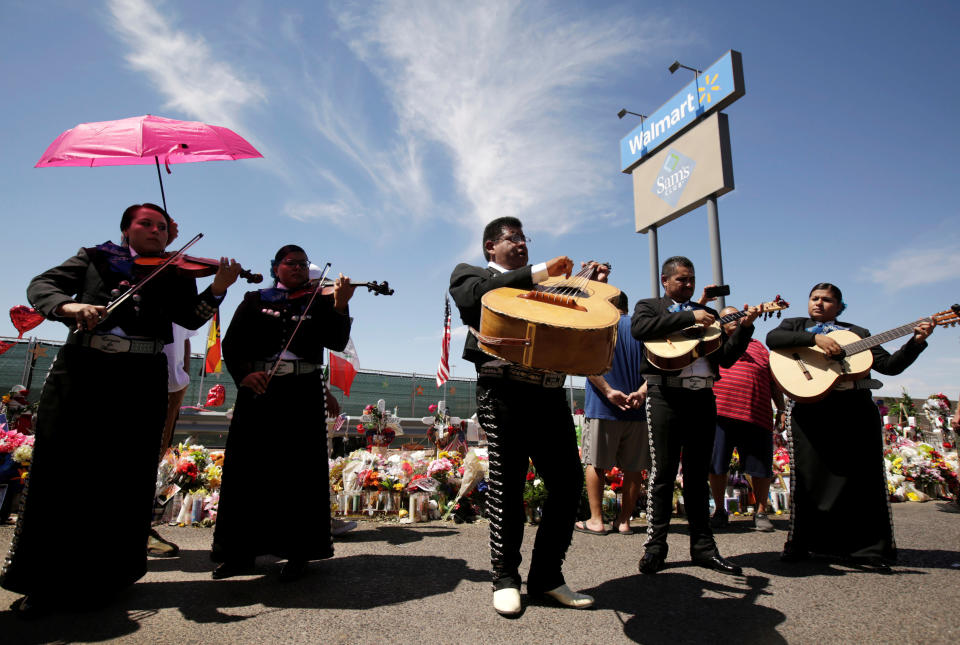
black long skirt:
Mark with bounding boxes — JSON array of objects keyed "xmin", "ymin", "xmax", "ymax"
[
  {"xmin": 786, "ymin": 389, "xmax": 895, "ymax": 561},
  {"xmin": 1, "ymin": 345, "xmax": 168, "ymax": 597},
  {"xmin": 211, "ymin": 371, "xmax": 331, "ymax": 563}
]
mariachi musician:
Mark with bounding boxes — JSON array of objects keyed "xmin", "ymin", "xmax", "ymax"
[
  {"xmin": 211, "ymin": 244, "xmax": 354, "ymax": 582},
  {"xmin": 630, "ymin": 256, "xmax": 758, "ymax": 576},
  {"xmin": 449, "ymin": 216, "xmax": 596, "ymax": 616},
  {"xmin": 766, "ymin": 282, "xmax": 932, "ymax": 572},
  {"xmin": 2, "ymin": 203, "xmax": 241, "ymax": 617}
]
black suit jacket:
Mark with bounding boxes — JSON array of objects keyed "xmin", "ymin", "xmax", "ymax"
[
  {"xmin": 448, "ymin": 263, "xmax": 534, "ymax": 368},
  {"xmin": 765, "ymin": 317, "xmax": 926, "ymax": 376},
  {"xmin": 630, "ymin": 296, "xmax": 754, "ymax": 379},
  {"xmin": 27, "ymin": 244, "xmax": 221, "ymax": 343},
  {"xmin": 222, "ymin": 288, "xmax": 351, "ymax": 387}
]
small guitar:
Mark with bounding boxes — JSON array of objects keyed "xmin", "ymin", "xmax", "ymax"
[
  {"xmin": 644, "ymin": 296, "xmax": 790, "ymax": 371},
  {"xmin": 769, "ymin": 305, "xmax": 960, "ymax": 403}
]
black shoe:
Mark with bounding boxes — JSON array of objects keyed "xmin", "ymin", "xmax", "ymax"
[
  {"xmin": 638, "ymin": 552, "xmax": 666, "ymax": 575},
  {"xmin": 709, "ymin": 509, "xmax": 729, "ymax": 529},
  {"xmin": 694, "ymin": 554, "xmax": 742, "ymax": 575},
  {"xmin": 212, "ymin": 560, "xmax": 256, "ymax": 579},
  {"xmin": 11, "ymin": 595, "xmax": 48, "ymax": 620},
  {"xmin": 279, "ymin": 559, "xmax": 308, "ymax": 583}
]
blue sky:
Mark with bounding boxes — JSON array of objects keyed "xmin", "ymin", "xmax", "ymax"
[{"xmin": 1, "ymin": 0, "xmax": 958, "ymax": 398}]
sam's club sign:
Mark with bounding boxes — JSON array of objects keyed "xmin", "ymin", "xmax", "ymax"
[
  {"xmin": 620, "ymin": 50, "xmax": 744, "ymax": 173},
  {"xmin": 653, "ymin": 150, "xmax": 695, "ymax": 207}
]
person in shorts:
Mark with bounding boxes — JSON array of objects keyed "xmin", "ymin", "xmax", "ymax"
[
  {"xmin": 576, "ymin": 292, "xmax": 649, "ymax": 536},
  {"xmin": 709, "ymin": 306, "xmax": 785, "ymax": 532}
]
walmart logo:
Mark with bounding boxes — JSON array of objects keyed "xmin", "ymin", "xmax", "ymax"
[{"xmin": 699, "ymin": 73, "xmax": 721, "ymax": 104}]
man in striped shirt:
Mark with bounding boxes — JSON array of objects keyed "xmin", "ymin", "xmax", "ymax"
[{"xmin": 709, "ymin": 306, "xmax": 785, "ymax": 532}]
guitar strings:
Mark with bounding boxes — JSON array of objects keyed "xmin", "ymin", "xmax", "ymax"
[{"xmin": 541, "ymin": 265, "xmax": 593, "ymax": 297}]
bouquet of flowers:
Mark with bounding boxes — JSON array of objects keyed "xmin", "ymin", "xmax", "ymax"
[
  {"xmin": 773, "ymin": 447, "xmax": 790, "ymax": 475},
  {"xmin": 0, "ymin": 425, "xmax": 33, "ymax": 484},
  {"xmin": 442, "ymin": 449, "xmax": 488, "ymax": 521},
  {"xmin": 156, "ymin": 439, "xmax": 224, "ymax": 509},
  {"xmin": 603, "ymin": 466, "xmax": 623, "ymax": 493},
  {"xmin": 523, "ymin": 461, "xmax": 547, "ymax": 513},
  {"xmin": 885, "ymin": 439, "xmax": 959, "ymax": 502}
]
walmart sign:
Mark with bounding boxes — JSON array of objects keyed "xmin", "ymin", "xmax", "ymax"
[{"xmin": 620, "ymin": 50, "xmax": 744, "ymax": 173}]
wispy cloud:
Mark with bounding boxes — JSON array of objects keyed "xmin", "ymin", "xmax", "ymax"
[
  {"xmin": 107, "ymin": 0, "xmax": 265, "ymax": 129},
  {"xmin": 283, "ymin": 200, "xmax": 355, "ymax": 226},
  {"xmin": 331, "ymin": 0, "xmax": 670, "ymax": 235},
  {"xmin": 860, "ymin": 243, "xmax": 960, "ymax": 291}
]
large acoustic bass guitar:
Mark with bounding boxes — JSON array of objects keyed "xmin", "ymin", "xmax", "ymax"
[
  {"xmin": 769, "ymin": 305, "xmax": 960, "ymax": 403},
  {"xmin": 475, "ymin": 263, "xmax": 621, "ymax": 375},
  {"xmin": 643, "ymin": 296, "xmax": 790, "ymax": 371}
]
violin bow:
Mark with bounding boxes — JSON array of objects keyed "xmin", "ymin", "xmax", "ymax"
[
  {"xmin": 263, "ymin": 261, "xmax": 332, "ymax": 387},
  {"xmin": 75, "ymin": 233, "xmax": 204, "ymax": 335}
]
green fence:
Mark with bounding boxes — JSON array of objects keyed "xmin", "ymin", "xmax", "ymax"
[{"xmin": 1, "ymin": 336, "xmax": 585, "ymax": 420}]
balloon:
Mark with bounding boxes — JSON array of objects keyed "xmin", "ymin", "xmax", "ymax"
[
  {"xmin": 9, "ymin": 306, "xmax": 44, "ymax": 339},
  {"xmin": 204, "ymin": 384, "xmax": 225, "ymax": 408}
]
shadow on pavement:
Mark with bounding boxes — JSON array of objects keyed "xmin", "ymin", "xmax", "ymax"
[
  {"xmin": 335, "ymin": 524, "xmax": 461, "ymax": 545},
  {"xmin": 584, "ymin": 571, "xmax": 785, "ymax": 644},
  {"xmin": 0, "ymin": 554, "xmax": 488, "ymax": 643},
  {"xmin": 731, "ymin": 547, "xmax": 960, "ymax": 578},
  {"xmin": 934, "ymin": 501, "xmax": 960, "ymax": 514}
]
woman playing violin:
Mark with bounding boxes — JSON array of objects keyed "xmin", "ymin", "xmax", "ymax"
[
  {"xmin": 211, "ymin": 244, "xmax": 355, "ymax": 582},
  {"xmin": 766, "ymin": 283, "xmax": 933, "ymax": 572},
  {"xmin": 2, "ymin": 203, "xmax": 241, "ymax": 617}
]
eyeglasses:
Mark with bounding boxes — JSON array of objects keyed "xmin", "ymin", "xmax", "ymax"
[
  {"xmin": 498, "ymin": 233, "xmax": 530, "ymax": 244},
  {"xmin": 280, "ymin": 260, "xmax": 309, "ymax": 268}
]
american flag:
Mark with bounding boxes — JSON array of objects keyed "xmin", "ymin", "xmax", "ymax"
[{"xmin": 436, "ymin": 296, "xmax": 452, "ymax": 388}]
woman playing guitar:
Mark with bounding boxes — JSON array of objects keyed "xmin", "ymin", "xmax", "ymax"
[{"xmin": 766, "ymin": 282, "xmax": 934, "ymax": 572}]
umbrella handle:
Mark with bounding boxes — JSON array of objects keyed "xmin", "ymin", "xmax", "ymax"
[
  {"xmin": 154, "ymin": 156, "xmax": 167, "ymax": 213},
  {"xmin": 163, "ymin": 143, "xmax": 188, "ymax": 174},
  {"xmin": 153, "ymin": 145, "xmax": 186, "ymax": 213}
]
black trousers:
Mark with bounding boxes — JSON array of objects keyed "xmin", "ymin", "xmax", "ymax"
[
  {"xmin": 644, "ymin": 385, "xmax": 718, "ymax": 559},
  {"xmin": 476, "ymin": 376, "xmax": 582, "ymax": 592},
  {"xmin": 213, "ymin": 370, "xmax": 332, "ymax": 563}
]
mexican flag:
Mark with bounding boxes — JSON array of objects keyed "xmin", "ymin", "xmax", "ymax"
[{"xmin": 329, "ymin": 338, "xmax": 359, "ymax": 396}]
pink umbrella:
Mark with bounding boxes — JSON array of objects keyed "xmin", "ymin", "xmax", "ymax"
[{"xmin": 35, "ymin": 114, "xmax": 262, "ymax": 211}]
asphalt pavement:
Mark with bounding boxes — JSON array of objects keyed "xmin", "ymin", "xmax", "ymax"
[{"xmin": 0, "ymin": 502, "xmax": 958, "ymax": 644}]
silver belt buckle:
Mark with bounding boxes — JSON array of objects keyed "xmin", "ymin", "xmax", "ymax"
[
  {"xmin": 90, "ymin": 334, "xmax": 130, "ymax": 353},
  {"xmin": 685, "ymin": 377, "xmax": 706, "ymax": 391},
  {"xmin": 272, "ymin": 360, "xmax": 294, "ymax": 376}
]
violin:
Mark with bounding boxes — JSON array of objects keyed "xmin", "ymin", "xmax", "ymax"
[
  {"xmin": 288, "ymin": 278, "xmax": 394, "ymax": 299},
  {"xmin": 135, "ymin": 253, "xmax": 263, "ymax": 283}
]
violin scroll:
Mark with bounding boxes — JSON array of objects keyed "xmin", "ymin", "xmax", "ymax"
[{"xmin": 364, "ymin": 281, "xmax": 394, "ymax": 296}]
